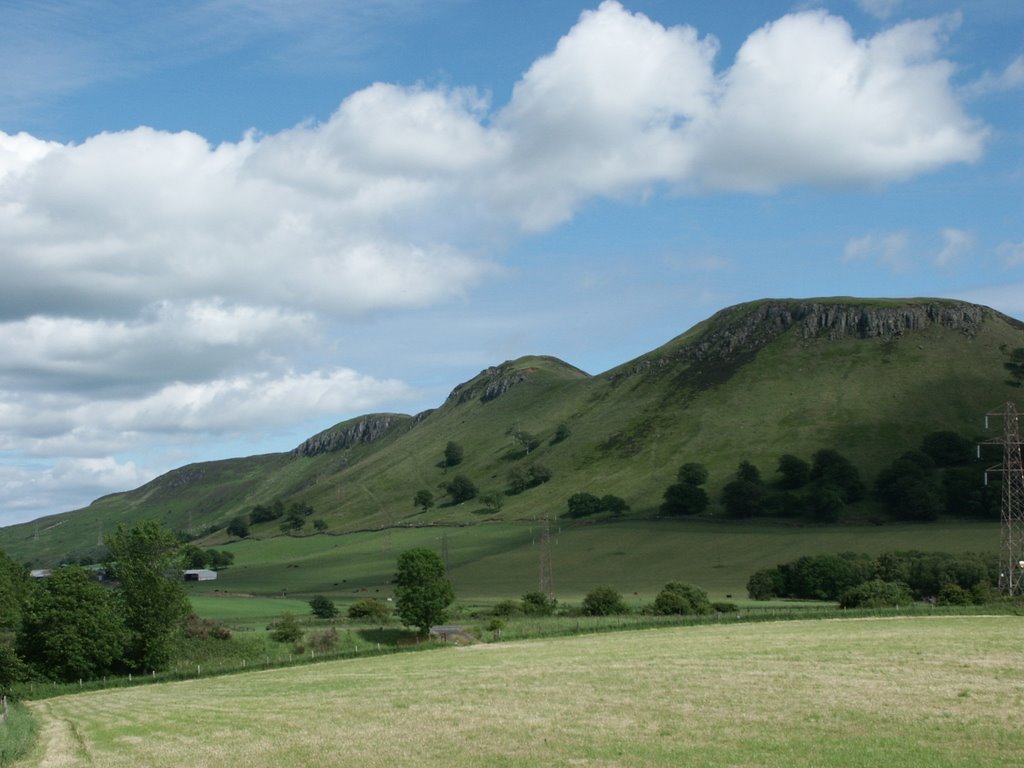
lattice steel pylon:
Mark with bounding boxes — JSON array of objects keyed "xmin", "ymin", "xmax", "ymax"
[
  {"xmin": 538, "ymin": 512, "xmax": 554, "ymax": 597},
  {"xmin": 984, "ymin": 402, "xmax": 1024, "ymax": 595}
]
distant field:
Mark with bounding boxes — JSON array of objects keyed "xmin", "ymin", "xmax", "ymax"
[
  {"xmin": 185, "ymin": 519, "xmax": 999, "ymax": 619},
  {"xmin": 23, "ymin": 616, "xmax": 1024, "ymax": 767}
]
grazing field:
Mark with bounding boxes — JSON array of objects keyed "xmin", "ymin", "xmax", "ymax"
[
  {"xmin": 21, "ymin": 615, "xmax": 1024, "ymax": 767},
  {"xmin": 184, "ymin": 518, "xmax": 999, "ymax": 617}
]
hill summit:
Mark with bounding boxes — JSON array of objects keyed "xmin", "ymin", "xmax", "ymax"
[{"xmin": 3, "ymin": 297, "xmax": 1021, "ymax": 565}]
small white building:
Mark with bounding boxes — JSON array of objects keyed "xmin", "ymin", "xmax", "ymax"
[{"xmin": 183, "ymin": 569, "xmax": 217, "ymax": 582}]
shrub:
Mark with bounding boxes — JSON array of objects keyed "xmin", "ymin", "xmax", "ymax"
[
  {"xmin": 305, "ymin": 627, "xmax": 339, "ymax": 653},
  {"xmin": 309, "ymin": 595, "xmax": 339, "ymax": 620},
  {"xmin": 581, "ymin": 585, "xmax": 628, "ymax": 616},
  {"xmin": 491, "ymin": 599, "xmax": 522, "ymax": 618},
  {"xmin": 937, "ymin": 583, "xmax": 972, "ymax": 606},
  {"xmin": 565, "ymin": 492, "xmax": 603, "ymax": 518},
  {"xmin": 711, "ymin": 601, "xmax": 738, "ymax": 613},
  {"xmin": 443, "ymin": 441, "xmax": 464, "ymax": 468},
  {"xmin": 445, "ymin": 475, "xmax": 478, "ymax": 504},
  {"xmin": 226, "ymin": 516, "xmax": 250, "ymax": 538},
  {"xmin": 269, "ymin": 613, "xmax": 303, "ymax": 643},
  {"xmin": 661, "ymin": 482, "xmax": 709, "ymax": 516},
  {"xmin": 520, "ymin": 591, "xmax": 557, "ymax": 616},
  {"xmin": 839, "ymin": 579, "xmax": 912, "ymax": 609},
  {"xmin": 183, "ymin": 614, "xmax": 232, "ymax": 640},
  {"xmin": 600, "ymin": 495, "xmax": 630, "ymax": 515},
  {"xmin": 652, "ymin": 582, "xmax": 712, "ymax": 615},
  {"xmin": 347, "ymin": 598, "xmax": 393, "ymax": 623}
]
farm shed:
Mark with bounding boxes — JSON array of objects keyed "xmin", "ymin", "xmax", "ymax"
[{"xmin": 183, "ymin": 568, "xmax": 217, "ymax": 581}]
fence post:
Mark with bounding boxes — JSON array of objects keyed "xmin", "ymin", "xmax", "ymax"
[{"xmin": 2, "ymin": 694, "xmax": 8, "ymax": 722}]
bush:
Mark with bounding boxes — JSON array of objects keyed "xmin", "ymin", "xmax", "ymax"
[
  {"xmin": 711, "ymin": 601, "xmax": 738, "ymax": 613},
  {"xmin": 565, "ymin": 492, "xmax": 603, "ymax": 518},
  {"xmin": 347, "ymin": 598, "xmax": 392, "ymax": 623},
  {"xmin": 226, "ymin": 516, "xmax": 250, "ymax": 538},
  {"xmin": 652, "ymin": 582, "xmax": 712, "ymax": 615},
  {"xmin": 305, "ymin": 627, "xmax": 339, "ymax": 653},
  {"xmin": 445, "ymin": 475, "xmax": 478, "ymax": 504},
  {"xmin": 491, "ymin": 599, "xmax": 522, "ymax": 618},
  {"xmin": 443, "ymin": 441, "xmax": 464, "ymax": 468},
  {"xmin": 600, "ymin": 495, "xmax": 630, "ymax": 515},
  {"xmin": 660, "ymin": 482, "xmax": 709, "ymax": 516},
  {"xmin": 309, "ymin": 595, "xmax": 339, "ymax": 620},
  {"xmin": 520, "ymin": 591, "xmax": 557, "ymax": 616},
  {"xmin": 581, "ymin": 585, "xmax": 628, "ymax": 616},
  {"xmin": 183, "ymin": 614, "xmax": 232, "ymax": 640},
  {"xmin": 937, "ymin": 583, "xmax": 972, "ymax": 606},
  {"xmin": 269, "ymin": 613, "xmax": 303, "ymax": 643},
  {"xmin": 839, "ymin": 579, "xmax": 912, "ymax": 609}
]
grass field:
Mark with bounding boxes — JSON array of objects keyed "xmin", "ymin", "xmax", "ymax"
[
  {"xmin": 183, "ymin": 519, "xmax": 999, "ymax": 619},
  {"xmin": 19, "ymin": 615, "xmax": 1024, "ymax": 767}
]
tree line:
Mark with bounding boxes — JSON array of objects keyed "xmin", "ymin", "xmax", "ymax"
[{"xmin": 1, "ymin": 521, "xmax": 191, "ymax": 691}]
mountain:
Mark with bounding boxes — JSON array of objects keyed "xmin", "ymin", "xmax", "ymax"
[{"xmin": 3, "ymin": 297, "xmax": 1021, "ymax": 566}]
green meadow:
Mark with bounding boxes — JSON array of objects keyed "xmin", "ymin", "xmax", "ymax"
[
  {"xmin": 184, "ymin": 519, "xmax": 999, "ymax": 618},
  {"xmin": 19, "ymin": 615, "xmax": 1024, "ymax": 768}
]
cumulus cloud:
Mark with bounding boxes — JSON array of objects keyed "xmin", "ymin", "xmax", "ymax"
[
  {"xmin": 0, "ymin": 1, "xmax": 994, "ymax": 520},
  {"xmin": 936, "ymin": 228, "xmax": 974, "ymax": 266},
  {"xmin": 843, "ymin": 232, "xmax": 912, "ymax": 271},
  {"xmin": 963, "ymin": 55, "xmax": 1024, "ymax": 98}
]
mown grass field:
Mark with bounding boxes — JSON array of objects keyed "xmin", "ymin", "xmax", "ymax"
[{"xmin": 19, "ymin": 615, "xmax": 1024, "ymax": 767}]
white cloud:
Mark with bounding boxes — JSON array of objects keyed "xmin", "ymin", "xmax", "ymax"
[
  {"xmin": 858, "ymin": 0, "xmax": 902, "ymax": 20},
  {"xmin": 843, "ymin": 232, "xmax": 911, "ymax": 270},
  {"xmin": 693, "ymin": 12, "xmax": 984, "ymax": 191},
  {"xmin": 963, "ymin": 55, "xmax": 1024, "ymax": 98},
  {"xmin": 936, "ymin": 228, "xmax": 973, "ymax": 266},
  {"xmin": 998, "ymin": 241, "xmax": 1024, "ymax": 267}
]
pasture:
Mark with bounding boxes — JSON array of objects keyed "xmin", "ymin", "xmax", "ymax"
[{"xmin": 20, "ymin": 615, "xmax": 1024, "ymax": 767}]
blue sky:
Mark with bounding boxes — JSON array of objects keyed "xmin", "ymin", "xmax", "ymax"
[{"xmin": 0, "ymin": 0, "xmax": 1021, "ymax": 526}]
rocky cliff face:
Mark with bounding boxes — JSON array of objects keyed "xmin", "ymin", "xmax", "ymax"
[
  {"xmin": 613, "ymin": 299, "xmax": 1009, "ymax": 381},
  {"xmin": 446, "ymin": 362, "xmax": 536, "ymax": 405},
  {"xmin": 292, "ymin": 413, "xmax": 410, "ymax": 457}
]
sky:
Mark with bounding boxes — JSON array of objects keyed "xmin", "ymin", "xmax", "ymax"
[{"xmin": 0, "ymin": 0, "xmax": 1022, "ymax": 527}]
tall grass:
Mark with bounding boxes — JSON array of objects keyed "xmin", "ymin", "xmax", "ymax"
[{"xmin": 0, "ymin": 700, "xmax": 36, "ymax": 766}]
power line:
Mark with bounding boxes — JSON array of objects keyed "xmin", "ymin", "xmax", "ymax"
[{"xmin": 983, "ymin": 402, "xmax": 1024, "ymax": 595}]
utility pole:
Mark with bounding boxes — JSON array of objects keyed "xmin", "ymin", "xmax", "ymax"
[{"xmin": 984, "ymin": 402, "xmax": 1024, "ymax": 595}]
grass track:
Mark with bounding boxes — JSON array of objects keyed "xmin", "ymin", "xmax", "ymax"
[{"xmin": 21, "ymin": 615, "xmax": 1024, "ymax": 767}]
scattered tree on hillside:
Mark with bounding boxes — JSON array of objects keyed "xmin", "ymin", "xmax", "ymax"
[
  {"xmin": 226, "ymin": 516, "xmax": 250, "ymax": 539},
  {"xmin": 443, "ymin": 441, "xmax": 464, "ymax": 469},
  {"xmin": 1003, "ymin": 346, "xmax": 1024, "ymax": 388},
  {"xmin": 600, "ymin": 494, "xmax": 630, "ymax": 516},
  {"xmin": 875, "ymin": 451, "xmax": 944, "ymax": 521},
  {"xmin": 347, "ymin": 598, "xmax": 392, "ymax": 623},
  {"xmin": 445, "ymin": 474, "xmax": 478, "ymax": 504},
  {"xmin": 921, "ymin": 431, "xmax": 973, "ymax": 467},
  {"xmin": 565, "ymin": 492, "xmax": 604, "ymax": 518},
  {"xmin": 511, "ymin": 429, "xmax": 541, "ymax": 455},
  {"xmin": 721, "ymin": 461, "xmax": 767, "ymax": 518},
  {"xmin": 313, "ymin": 519, "xmax": 328, "ymax": 532},
  {"xmin": 414, "ymin": 489, "xmax": 435, "ymax": 513},
  {"xmin": 507, "ymin": 464, "xmax": 553, "ymax": 495},
  {"xmin": 106, "ymin": 521, "xmax": 190, "ymax": 672},
  {"xmin": 810, "ymin": 449, "xmax": 864, "ymax": 502},
  {"xmin": 551, "ymin": 423, "xmax": 571, "ymax": 444},
  {"xmin": 661, "ymin": 462, "xmax": 709, "ymax": 516},
  {"xmin": 394, "ymin": 548, "xmax": 454, "ymax": 635},
  {"xmin": 480, "ymin": 491, "xmax": 505, "ymax": 514},
  {"xmin": 581, "ymin": 585, "xmax": 627, "ymax": 616},
  {"xmin": 776, "ymin": 454, "xmax": 811, "ymax": 489}
]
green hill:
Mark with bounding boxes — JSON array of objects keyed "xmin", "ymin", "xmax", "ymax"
[{"xmin": 2, "ymin": 297, "xmax": 1020, "ymax": 582}]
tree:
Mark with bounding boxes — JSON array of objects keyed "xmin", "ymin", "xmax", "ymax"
[
  {"xmin": 512, "ymin": 430, "xmax": 540, "ymax": 454},
  {"xmin": 810, "ymin": 449, "xmax": 864, "ymax": 502},
  {"xmin": 551, "ymin": 423, "xmax": 571, "ymax": 444},
  {"xmin": 413, "ymin": 489, "xmax": 435, "ymax": 513},
  {"xmin": 520, "ymin": 591, "xmax": 557, "ymax": 616},
  {"xmin": 661, "ymin": 482, "xmax": 709, "ymax": 516},
  {"xmin": 652, "ymin": 582, "xmax": 712, "ymax": 615},
  {"xmin": 17, "ymin": 566, "xmax": 129, "ymax": 682},
  {"xmin": 394, "ymin": 548, "xmax": 454, "ymax": 635},
  {"xmin": 600, "ymin": 494, "xmax": 630, "ymax": 516},
  {"xmin": 581, "ymin": 585, "xmax": 627, "ymax": 616},
  {"xmin": 443, "ymin": 441, "xmax": 464, "ymax": 468},
  {"xmin": 226, "ymin": 516, "xmax": 250, "ymax": 538},
  {"xmin": 313, "ymin": 519, "xmax": 328, "ymax": 532},
  {"xmin": 308, "ymin": 594, "xmax": 338, "ymax": 619},
  {"xmin": 776, "ymin": 454, "xmax": 810, "ymax": 489},
  {"xmin": 445, "ymin": 474, "xmax": 478, "ymax": 504},
  {"xmin": 839, "ymin": 579, "xmax": 912, "ymax": 609},
  {"xmin": 347, "ymin": 598, "xmax": 393, "ymax": 623},
  {"xmin": 269, "ymin": 612, "xmax": 303, "ymax": 643},
  {"xmin": 676, "ymin": 462, "xmax": 709, "ymax": 486},
  {"xmin": 566, "ymin": 492, "xmax": 603, "ymax": 518},
  {"xmin": 0, "ymin": 549, "xmax": 28, "ymax": 634},
  {"xmin": 106, "ymin": 521, "xmax": 189, "ymax": 672},
  {"xmin": 921, "ymin": 431, "xmax": 973, "ymax": 467},
  {"xmin": 480, "ymin": 491, "xmax": 504, "ymax": 514}
]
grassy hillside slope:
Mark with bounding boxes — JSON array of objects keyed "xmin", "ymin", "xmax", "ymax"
[{"xmin": 2, "ymin": 297, "xmax": 1021, "ymax": 571}]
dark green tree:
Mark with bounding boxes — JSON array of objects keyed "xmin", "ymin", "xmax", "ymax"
[
  {"xmin": 652, "ymin": 582, "xmax": 712, "ymax": 615},
  {"xmin": 226, "ymin": 516, "xmax": 250, "ymax": 538},
  {"xmin": 839, "ymin": 579, "xmax": 912, "ymax": 609},
  {"xmin": 600, "ymin": 494, "xmax": 630, "ymax": 515},
  {"xmin": 520, "ymin": 591, "xmax": 557, "ymax": 616},
  {"xmin": 661, "ymin": 482, "xmax": 709, "ymax": 516},
  {"xmin": 413, "ymin": 489, "xmax": 435, "ymax": 513},
  {"xmin": 776, "ymin": 454, "xmax": 811, "ymax": 489},
  {"xmin": 810, "ymin": 449, "xmax": 864, "ymax": 502},
  {"xmin": 269, "ymin": 612, "xmax": 303, "ymax": 643},
  {"xmin": 566, "ymin": 492, "xmax": 604, "ymax": 518},
  {"xmin": 17, "ymin": 566, "xmax": 129, "ymax": 682},
  {"xmin": 313, "ymin": 519, "xmax": 328, "ymax": 532},
  {"xmin": 676, "ymin": 462, "xmax": 709, "ymax": 486},
  {"xmin": 1004, "ymin": 347, "xmax": 1024, "ymax": 387},
  {"xmin": 308, "ymin": 594, "xmax": 338, "ymax": 619},
  {"xmin": 581, "ymin": 585, "xmax": 627, "ymax": 616},
  {"xmin": 394, "ymin": 548, "xmax": 454, "ymax": 635},
  {"xmin": 445, "ymin": 474, "xmax": 478, "ymax": 504},
  {"xmin": 551, "ymin": 423, "xmax": 571, "ymax": 444},
  {"xmin": 920, "ymin": 431, "xmax": 973, "ymax": 467},
  {"xmin": 106, "ymin": 521, "xmax": 189, "ymax": 672},
  {"xmin": 0, "ymin": 549, "xmax": 28, "ymax": 634},
  {"xmin": 443, "ymin": 441, "xmax": 464, "ymax": 468},
  {"xmin": 480, "ymin": 491, "xmax": 505, "ymax": 514}
]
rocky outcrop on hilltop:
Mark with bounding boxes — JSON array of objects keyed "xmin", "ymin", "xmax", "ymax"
[
  {"xmin": 613, "ymin": 299, "xmax": 1012, "ymax": 381},
  {"xmin": 292, "ymin": 413, "xmax": 410, "ymax": 457}
]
